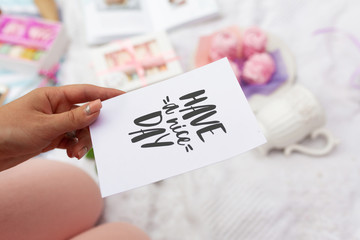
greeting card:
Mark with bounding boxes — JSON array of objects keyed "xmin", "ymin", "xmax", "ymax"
[
  {"xmin": 82, "ymin": 0, "xmax": 219, "ymax": 44},
  {"xmin": 90, "ymin": 58, "xmax": 266, "ymax": 197}
]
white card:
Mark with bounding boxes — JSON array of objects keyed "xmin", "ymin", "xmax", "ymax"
[
  {"xmin": 82, "ymin": 0, "xmax": 219, "ymax": 45},
  {"xmin": 147, "ymin": 0, "xmax": 219, "ymax": 31},
  {"xmin": 90, "ymin": 58, "xmax": 266, "ymax": 197}
]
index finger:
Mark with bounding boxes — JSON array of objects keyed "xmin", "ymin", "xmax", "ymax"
[{"xmin": 57, "ymin": 84, "xmax": 124, "ymax": 104}]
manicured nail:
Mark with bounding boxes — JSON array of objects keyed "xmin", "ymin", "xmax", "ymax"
[
  {"xmin": 77, "ymin": 146, "xmax": 88, "ymax": 160},
  {"xmin": 85, "ymin": 99, "xmax": 102, "ymax": 115}
]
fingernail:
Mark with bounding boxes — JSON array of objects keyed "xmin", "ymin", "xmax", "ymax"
[
  {"xmin": 77, "ymin": 146, "xmax": 88, "ymax": 160},
  {"xmin": 85, "ymin": 99, "xmax": 102, "ymax": 115}
]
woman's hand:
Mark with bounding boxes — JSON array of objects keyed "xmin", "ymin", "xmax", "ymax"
[{"xmin": 0, "ymin": 84, "xmax": 123, "ymax": 171}]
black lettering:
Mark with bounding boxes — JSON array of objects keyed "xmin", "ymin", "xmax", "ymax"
[
  {"xmin": 141, "ymin": 133, "xmax": 174, "ymax": 148},
  {"xmin": 197, "ymin": 123, "xmax": 227, "ymax": 142},
  {"xmin": 185, "ymin": 144, "xmax": 193, "ymax": 152},
  {"xmin": 179, "ymin": 89, "xmax": 207, "ymax": 107},
  {"xmin": 162, "ymin": 96, "xmax": 179, "ymax": 115},
  {"xmin": 180, "ymin": 105, "xmax": 217, "ymax": 122},
  {"xmin": 162, "ymin": 103, "xmax": 179, "ymax": 115},
  {"xmin": 129, "ymin": 128, "xmax": 174, "ymax": 147},
  {"xmin": 189, "ymin": 111, "xmax": 219, "ymax": 126},
  {"xmin": 134, "ymin": 111, "xmax": 162, "ymax": 127},
  {"xmin": 166, "ymin": 118, "xmax": 191, "ymax": 146}
]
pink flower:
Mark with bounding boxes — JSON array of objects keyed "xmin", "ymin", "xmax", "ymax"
[
  {"xmin": 242, "ymin": 53, "xmax": 275, "ymax": 85},
  {"xmin": 242, "ymin": 27, "xmax": 267, "ymax": 59},
  {"xmin": 209, "ymin": 31, "xmax": 240, "ymax": 61}
]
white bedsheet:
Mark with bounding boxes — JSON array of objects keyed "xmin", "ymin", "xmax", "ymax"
[{"xmin": 46, "ymin": 0, "xmax": 360, "ymax": 239}]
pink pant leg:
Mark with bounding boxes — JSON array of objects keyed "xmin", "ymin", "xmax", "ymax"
[{"xmin": 0, "ymin": 158, "xmax": 103, "ymax": 240}]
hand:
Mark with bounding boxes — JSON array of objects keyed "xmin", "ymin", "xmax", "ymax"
[{"xmin": 0, "ymin": 84, "xmax": 123, "ymax": 171}]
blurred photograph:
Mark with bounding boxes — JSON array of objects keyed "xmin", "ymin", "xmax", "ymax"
[{"xmin": 1, "ymin": 1, "xmax": 358, "ymax": 240}]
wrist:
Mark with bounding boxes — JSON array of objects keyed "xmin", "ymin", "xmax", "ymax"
[
  {"xmin": 0, "ymin": 113, "xmax": 25, "ymax": 171},
  {"xmin": 0, "ymin": 106, "xmax": 13, "ymax": 161}
]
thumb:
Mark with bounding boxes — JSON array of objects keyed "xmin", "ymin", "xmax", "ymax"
[{"xmin": 52, "ymin": 99, "xmax": 102, "ymax": 134}]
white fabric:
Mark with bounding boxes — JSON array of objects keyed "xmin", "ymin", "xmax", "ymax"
[{"xmin": 45, "ymin": 0, "xmax": 360, "ymax": 239}]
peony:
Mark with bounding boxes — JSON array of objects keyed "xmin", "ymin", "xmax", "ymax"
[
  {"xmin": 242, "ymin": 27, "xmax": 267, "ymax": 59},
  {"xmin": 209, "ymin": 31, "xmax": 240, "ymax": 61},
  {"xmin": 242, "ymin": 53, "xmax": 275, "ymax": 85}
]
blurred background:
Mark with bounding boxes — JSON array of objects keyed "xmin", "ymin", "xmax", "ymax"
[{"xmin": 1, "ymin": 0, "xmax": 360, "ymax": 239}]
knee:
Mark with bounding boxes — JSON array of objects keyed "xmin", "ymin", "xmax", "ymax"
[
  {"xmin": 71, "ymin": 222, "xmax": 150, "ymax": 240},
  {"xmin": 0, "ymin": 159, "xmax": 103, "ymax": 240}
]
